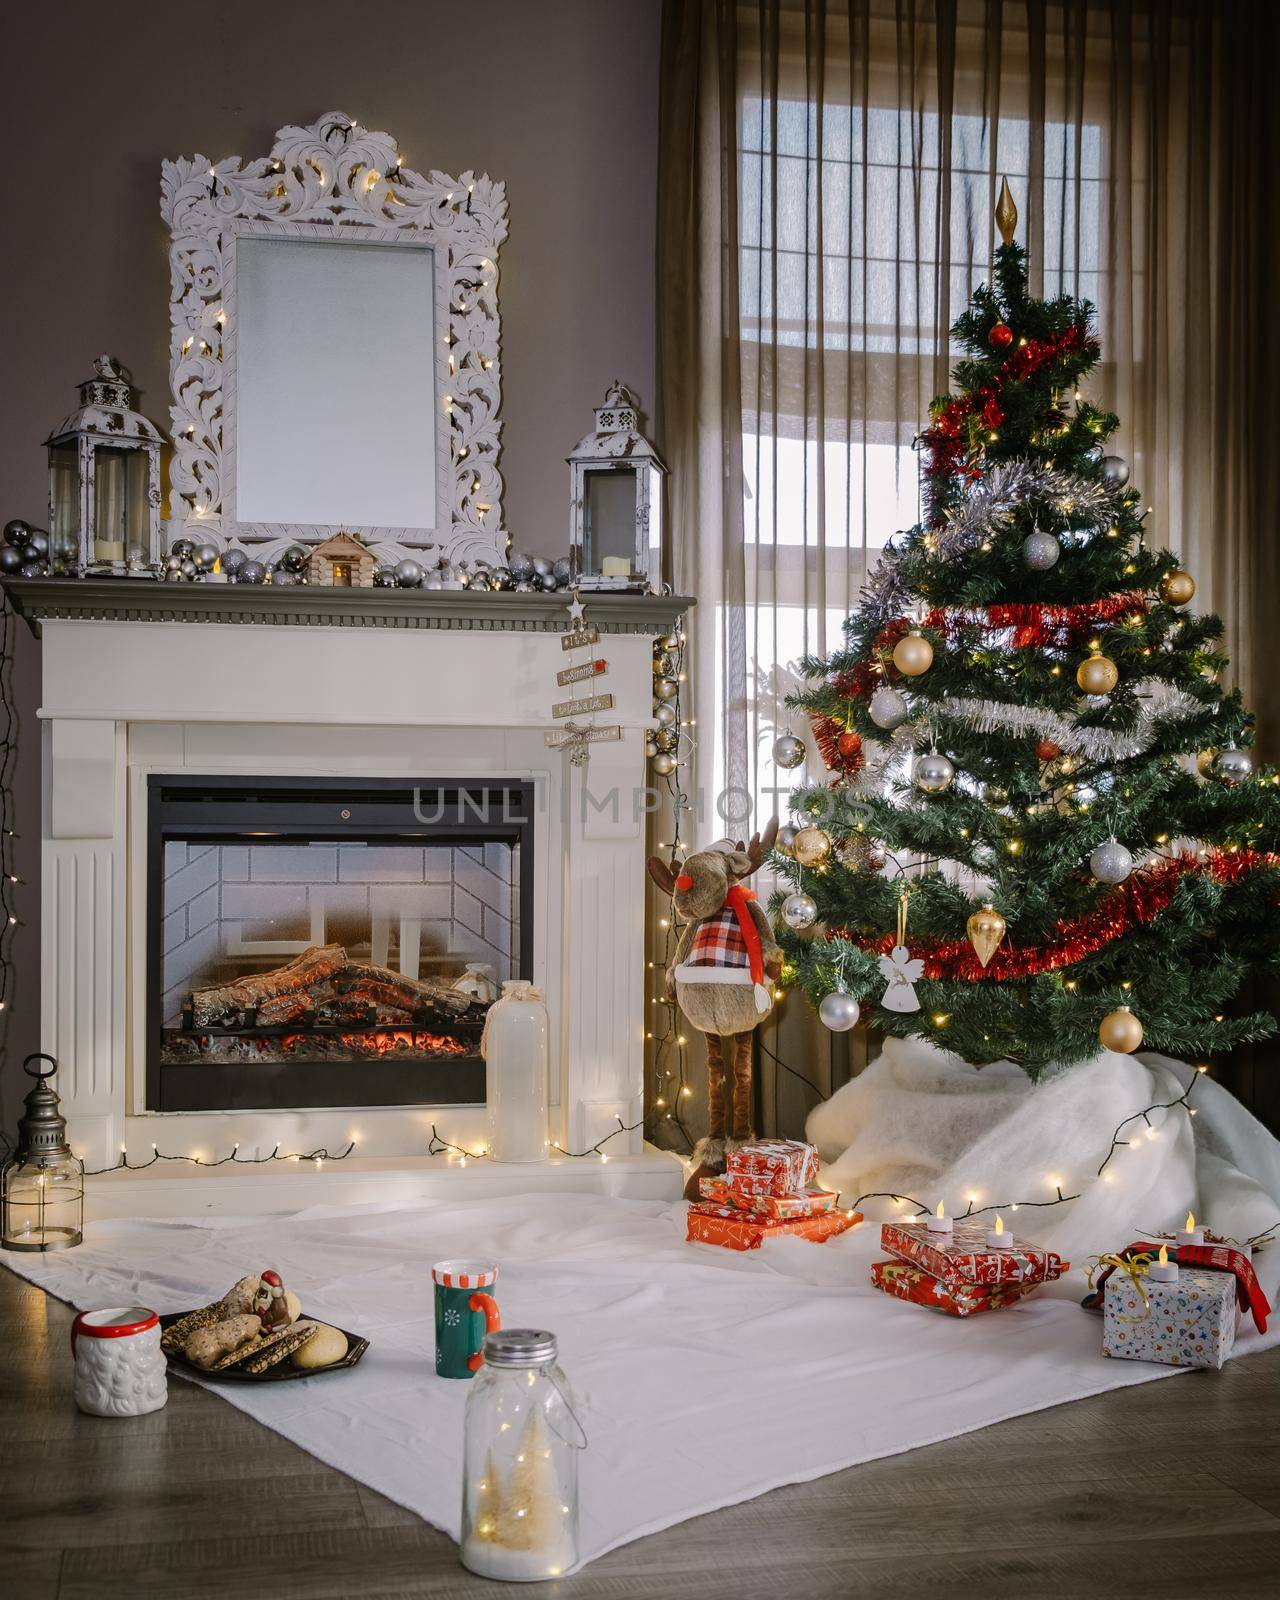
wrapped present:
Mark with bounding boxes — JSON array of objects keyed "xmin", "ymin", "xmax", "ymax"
[
  {"xmin": 1102, "ymin": 1262, "xmax": 1238, "ymax": 1369},
  {"xmin": 881, "ymin": 1219, "xmax": 1068, "ymax": 1290},
  {"xmin": 870, "ymin": 1259, "xmax": 1040, "ymax": 1318},
  {"xmin": 698, "ymin": 1177, "xmax": 836, "ymax": 1220},
  {"xmin": 723, "ymin": 1139, "xmax": 819, "ymax": 1198},
  {"xmin": 1084, "ymin": 1240, "xmax": 1270, "ymax": 1335},
  {"xmin": 686, "ymin": 1204, "xmax": 860, "ymax": 1252}
]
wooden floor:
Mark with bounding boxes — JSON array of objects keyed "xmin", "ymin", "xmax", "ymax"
[{"xmin": 4, "ymin": 1265, "xmax": 1279, "ymax": 1599}]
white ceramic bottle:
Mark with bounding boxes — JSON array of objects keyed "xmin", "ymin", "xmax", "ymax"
[{"xmin": 482, "ymin": 981, "xmax": 550, "ymax": 1162}]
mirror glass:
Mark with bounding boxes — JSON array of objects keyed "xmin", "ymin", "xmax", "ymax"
[{"xmin": 234, "ymin": 234, "xmax": 438, "ymax": 530}]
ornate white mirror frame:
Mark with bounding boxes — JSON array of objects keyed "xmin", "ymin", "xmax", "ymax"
[{"xmin": 161, "ymin": 111, "xmax": 509, "ymax": 567}]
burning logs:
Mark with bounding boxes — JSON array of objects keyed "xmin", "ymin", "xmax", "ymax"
[{"xmin": 190, "ymin": 945, "xmax": 349, "ymax": 1027}]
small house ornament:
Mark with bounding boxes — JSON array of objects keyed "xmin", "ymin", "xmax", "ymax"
[
  {"xmin": 307, "ymin": 531, "xmax": 377, "ymax": 588},
  {"xmin": 568, "ymin": 382, "xmax": 667, "ymax": 592},
  {"xmin": 45, "ymin": 356, "xmax": 164, "ymax": 576}
]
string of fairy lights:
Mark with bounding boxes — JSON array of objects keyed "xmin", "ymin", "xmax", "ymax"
[{"xmin": 646, "ymin": 625, "xmax": 696, "ymax": 1153}]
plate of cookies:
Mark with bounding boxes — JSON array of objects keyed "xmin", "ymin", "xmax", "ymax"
[{"xmin": 160, "ymin": 1269, "xmax": 368, "ymax": 1382}]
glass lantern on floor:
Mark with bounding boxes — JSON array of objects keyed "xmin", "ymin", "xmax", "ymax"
[
  {"xmin": 45, "ymin": 355, "xmax": 164, "ymax": 577},
  {"xmin": 1, "ymin": 1054, "xmax": 84, "ymax": 1252},
  {"xmin": 568, "ymin": 381, "xmax": 667, "ymax": 593},
  {"xmin": 461, "ymin": 1328, "xmax": 585, "ymax": 1581}
]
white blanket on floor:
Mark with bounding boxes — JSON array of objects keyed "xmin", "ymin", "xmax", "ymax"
[
  {"xmin": 6, "ymin": 1187, "xmax": 1277, "ymax": 1570},
  {"xmin": 806, "ymin": 1039, "xmax": 1280, "ymax": 1291}
]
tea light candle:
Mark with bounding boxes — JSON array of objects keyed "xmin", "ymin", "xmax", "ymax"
[
  {"xmin": 1177, "ymin": 1210, "xmax": 1205, "ymax": 1249},
  {"xmin": 986, "ymin": 1213, "xmax": 1015, "ymax": 1250},
  {"xmin": 1149, "ymin": 1244, "xmax": 1179, "ymax": 1283},
  {"xmin": 925, "ymin": 1200, "xmax": 952, "ymax": 1236}
]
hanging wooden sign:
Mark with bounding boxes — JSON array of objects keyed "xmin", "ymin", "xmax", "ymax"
[
  {"xmin": 544, "ymin": 723, "xmax": 623, "ymax": 750},
  {"xmin": 560, "ymin": 626, "xmax": 600, "ymax": 652},
  {"xmin": 556, "ymin": 657, "xmax": 609, "ymax": 687},
  {"xmin": 552, "ymin": 691, "xmax": 614, "ymax": 720}
]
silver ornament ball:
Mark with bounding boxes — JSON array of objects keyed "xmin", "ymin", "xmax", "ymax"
[
  {"xmin": 373, "ymin": 565, "xmax": 397, "ymax": 586},
  {"xmin": 819, "ymin": 990, "xmax": 861, "ymax": 1032},
  {"xmin": 914, "ymin": 752, "xmax": 955, "ymax": 794},
  {"xmin": 781, "ymin": 891, "xmax": 818, "ymax": 931},
  {"xmin": 270, "ymin": 568, "xmax": 297, "ymax": 586},
  {"xmin": 1100, "ymin": 455, "xmax": 1130, "ymax": 489},
  {"xmin": 654, "ymin": 702, "xmax": 678, "ymax": 729},
  {"xmin": 1022, "ymin": 530, "xmax": 1061, "ymax": 570},
  {"xmin": 0, "ymin": 545, "xmax": 23, "ymax": 574},
  {"xmin": 509, "ymin": 552, "xmax": 534, "ymax": 580},
  {"xmin": 193, "ymin": 543, "xmax": 219, "ymax": 571},
  {"xmin": 775, "ymin": 823, "xmax": 799, "ymax": 858},
  {"xmin": 169, "ymin": 537, "xmax": 195, "ymax": 561},
  {"xmin": 3, "ymin": 519, "xmax": 30, "ymax": 548},
  {"xmin": 220, "ymin": 549, "xmax": 246, "ymax": 577},
  {"xmin": 652, "ymin": 751, "xmax": 677, "ymax": 777},
  {"xmin": 239, "ymin": 560, "xmax": 266, "ymax": 585},
  {"xmin": 869, "ymin": 685, "xmax": 910, "ymax": 731},
  {"xmin": 1215, "ymin": 745, "xmax": 1253, "ymax": 786},
  {"xmin": 772, "ymin": 734, "xmax": 807, "ymax": 770},
  {"xmin": 1089, "ymin": 839, "xmax": 1134, "ymax": 884},
  {"xmin": 653, "ymin": 677, "xmax": 679, "ymax": 702},
  {"xmin": 488, "ymin": 566, "xmax": 514, "ymax": 590},
  {"xmin": 394, "ymin": 559, "xmax": 424, "ymax": 588},
  {"xmin": 280, "ymin": 544, "xmax": 309, "ymax": 572},
  {"xmin": 553, "ymin": 558, "xmax": 572, "ymax": 584}
]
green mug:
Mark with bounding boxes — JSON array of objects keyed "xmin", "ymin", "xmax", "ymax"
[{"xmin": 433, "ymin": 1261, "xmax": 501, "ymax": 1379}]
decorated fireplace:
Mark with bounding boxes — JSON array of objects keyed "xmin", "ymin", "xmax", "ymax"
[{"xmin": 147, "ymin": 776, "xmax": 534, "ymax": 1111}]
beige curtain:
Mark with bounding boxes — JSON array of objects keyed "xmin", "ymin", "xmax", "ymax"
[{"xmin": 657, "ymin": 0, "xmax": 1280, "ymax": 1136}]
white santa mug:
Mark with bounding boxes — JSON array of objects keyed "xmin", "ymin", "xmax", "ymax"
[{"xmin": 70, "ymin": 1306, "xmax": 168, "ymax": 1418}]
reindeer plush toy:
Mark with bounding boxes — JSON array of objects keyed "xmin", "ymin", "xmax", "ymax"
[{"xmin": 647, "ymin": 821, "xmax": 782, "ymax": 1196}]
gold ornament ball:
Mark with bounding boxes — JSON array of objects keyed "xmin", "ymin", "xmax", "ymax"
[
  {"xmin": 792, "ymin": 825, "xmax": 833, "ymax": 868},
  {"xmin": 1076, "ymin": 654, "xmax": 1119, "ymax": 695},
  {"xmin": 1196, "ymin": 747, "xmax": 1218, "ymax": 777},
  {"xmin": 1099, "ymin": 1007, "xmax": 1144, "ymax": 1053},
  {"xmin": 892, "ymin": 631, "xmax": 934, "ymax": 677},
  {"xmin": 1158, "ymin": 568, "xmax": 1196, "ymax": 606},
  {"xmin": 966, "ymin": 904, "xmax": 1007, "ymax": 969},
  {"xmin": 653, "ymin": 677, "xmax": 679, "ymax": 701},
  {"xmin": 652, "ymin": 751, "xmax": 677, "ymax": 777}
]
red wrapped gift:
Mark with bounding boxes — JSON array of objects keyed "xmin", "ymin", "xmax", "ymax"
[
  {"xmin": 723, "ymin": 1139, "xmax": 819, "ymax": 1198},
  {"xmin": 686, "ymin": 1204, "xmax": 860, "ymax": 1252},
  {"xmin": 880, "ymin": 1220, "xmax": 1068, "ymax": 1289},
  {"xmin": 698, "ymin": 1177, "xmax": 836, "ymax": 1220},
  {"xmin": 871, "ymin": 1258, "xmax": 1041, "ymax": 1318}
]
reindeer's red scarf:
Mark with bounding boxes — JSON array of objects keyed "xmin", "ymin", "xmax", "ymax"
[{"xmin": 677, "ymin": 887, "xmax": 770, "ymax": 1013}]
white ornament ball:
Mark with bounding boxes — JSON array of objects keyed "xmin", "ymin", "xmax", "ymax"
[
  {"xmin": 914, "ymin": 752, "xmax": 955, "ymax": 794},
  {"xmin": 1215, "ymin": 745, "xmax": 1253, "ymax": 786},
  {"xmin": 775, "ymin": 823, "xmax": 799, "ymax": 858},
  {"xmin": 819, "ymin": 990, "xmax": 861, "ymax": 1031},
  {"xmin": 772, "ymin": 734, "xmax": 807, "ymax": 770},
  {"xmin": 781, "ymin": 892, "xmax": 818, "ymax": 931},
  {"xmin": 869, "ymin": 685, "xmax": 910, "ymax": 730},
  {"xmin": 1022, "ymin": 530, "xmax": 1061, "ymax": 570},
  {"xmin": 1089, "ymin": 839, "xmax": 1134, "ymax": 884},
  {"xmin": 1100, "ymin": 455, "xmax": 1130, "ymax": 489}
]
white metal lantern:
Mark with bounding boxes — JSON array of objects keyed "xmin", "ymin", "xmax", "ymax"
[
  {"xmin": 568, "ymin": 382, "xmax": 667, "ymax": 592},
  {"xmin": 45, "ymin": 355, "xmax": 164, "ymax": 576}
]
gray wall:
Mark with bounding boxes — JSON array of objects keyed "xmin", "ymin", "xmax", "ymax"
[{"xmin": 0, "ymin": 0, "xmax": 661, "ymax": 1127}]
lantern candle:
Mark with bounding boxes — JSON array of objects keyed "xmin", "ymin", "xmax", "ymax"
[
  {"xmin": 1177, "ymin": 1211, "xmax": 1205, "ymax": 1249},
  {"xmin": 986, "ymin": 1213, "xmax": 1015, "ymax": 1250},
  {"xmin": 1149, "ymin": 1244, "xmax": 1179, "ymax": 1283},
  {"xmin": 926, "ymin": 1199, "xmax": 952, "ymax": 1236}
]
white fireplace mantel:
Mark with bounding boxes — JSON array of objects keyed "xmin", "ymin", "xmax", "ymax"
[{"xmin": 10, "ymin": 582, "xmax": 691, "ymax": 1209}]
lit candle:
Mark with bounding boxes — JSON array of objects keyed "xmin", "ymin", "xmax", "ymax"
[
  {"xmin": 986, "ymin": 1213, "xmax": 1015, "ymax": 1250},
  {"xmin": 1177, "ymin": 1210, "xmax": 1205, "ymax": 1249},
  {"xmin": 926, "ymin": 1199, "xmax": 952, "ymax": 1236},
  {"xmin": 1149, "ymin": 1244, "xmax": 1179, "ymax": 1283}
]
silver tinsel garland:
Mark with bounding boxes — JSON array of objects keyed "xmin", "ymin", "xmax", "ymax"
[{"xmin": 937, "ymin": 679, "xmax": 1206, "ymax": 763}]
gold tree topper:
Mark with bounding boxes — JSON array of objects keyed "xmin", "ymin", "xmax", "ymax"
[{"xmin": 996, "ymin": 177, "xmax": 1018, "ymax": 245}]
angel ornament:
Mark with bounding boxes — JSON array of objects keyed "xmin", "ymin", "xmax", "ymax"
[{"xmin": 877, "ymin": 946, "xmax": 923, "ymax": 1012}]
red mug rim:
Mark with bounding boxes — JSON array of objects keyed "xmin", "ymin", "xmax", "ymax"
[{"xmin": 73, "ymin": 1306, "xmax": 159, "ymax": 1339}]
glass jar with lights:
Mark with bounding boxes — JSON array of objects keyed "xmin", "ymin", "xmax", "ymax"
[
  {"xmin": 568, "ymin": 382, "xmax": 667, "ymax": 592},
  {"xmin": 44, "ymin": 355, "xmax": 164, "ymax": 576},
  {"xmin": 460, "ymin": 1327, "xmax": 584, "ymax": 1581},
  {"xmin": 1, "ymin": 1054, "xmax": 84, "ymax": 1253}
]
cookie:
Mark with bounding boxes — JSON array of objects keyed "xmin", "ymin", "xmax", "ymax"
[
  {"xmin": 221, "ymin": 1274, "xmax": 262, "ymax": 1316},
  {"xmin": 239, "ymin": 1323, "xmax": 319, "ymax": 1374},
  {"xmin": 161, "ymin": 1302, "xmax": 224, "ymax": 1353},
  {"xmin": 291, "ymin": 1322, "xmax": 348, "ymax": 1369},
  {"xmin": 184, "ymin": 1313, "xmax": 262, "ymax": 1370}
]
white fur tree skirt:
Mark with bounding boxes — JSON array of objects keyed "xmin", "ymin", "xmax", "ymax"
[
  {"xmin": 6, "ymin": 1133, "xmax": 1278, "ymax": 1570},
  {"xmin": 807, "ymin": 1040, "xmax": 1280, "ymax": 1275}
]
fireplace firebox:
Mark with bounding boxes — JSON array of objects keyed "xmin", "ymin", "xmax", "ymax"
[{"xmin": 146, "ymin": 776, "xmax": 534, "ymax": 1112}]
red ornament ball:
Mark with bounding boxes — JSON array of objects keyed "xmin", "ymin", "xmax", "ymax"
[
  {"xmin": 836, "ymin": 731, "xmax": 862, "ymax": 761},
  {"xmin": 1036, "ymin": 739, "xmax": 1062, "ymax": 761},
  {"xmin": 981, "ymin": 397, "xmax": 1005, "ymax": 428},
  {"xmin": 988, "ymin": 322, "xmax": 1014, "ymax": 350}
]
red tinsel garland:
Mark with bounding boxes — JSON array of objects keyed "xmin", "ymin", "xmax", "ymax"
[
  {"xmin": 827, "ymin": 850, "xmax": 1279, "ymax": 982},
  {"xmin": 809, "ymin": 714, "xmax": 865, "ymax": 777},
  {"xmin": 922, "ymin": 592, "xmax": 1148, "ymax": 650}
]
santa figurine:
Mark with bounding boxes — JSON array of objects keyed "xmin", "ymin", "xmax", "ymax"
[{"xmin": 252, "ymin": 1269, "xmax": 293, "ymax": 1332}]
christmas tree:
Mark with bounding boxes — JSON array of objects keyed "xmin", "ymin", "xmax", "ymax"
[{"xmin": 776, "ymin": 183, "xmax": 1280, "ymax": 1079}]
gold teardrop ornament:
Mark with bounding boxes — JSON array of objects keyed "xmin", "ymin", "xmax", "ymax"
[
  {"xmin": 966, "ymin": 904, "xmax": 1007, "ymax": 968},
  {"xmin": 996, "ymin": 177, "xmax": 1018, "ymax": 246}
]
